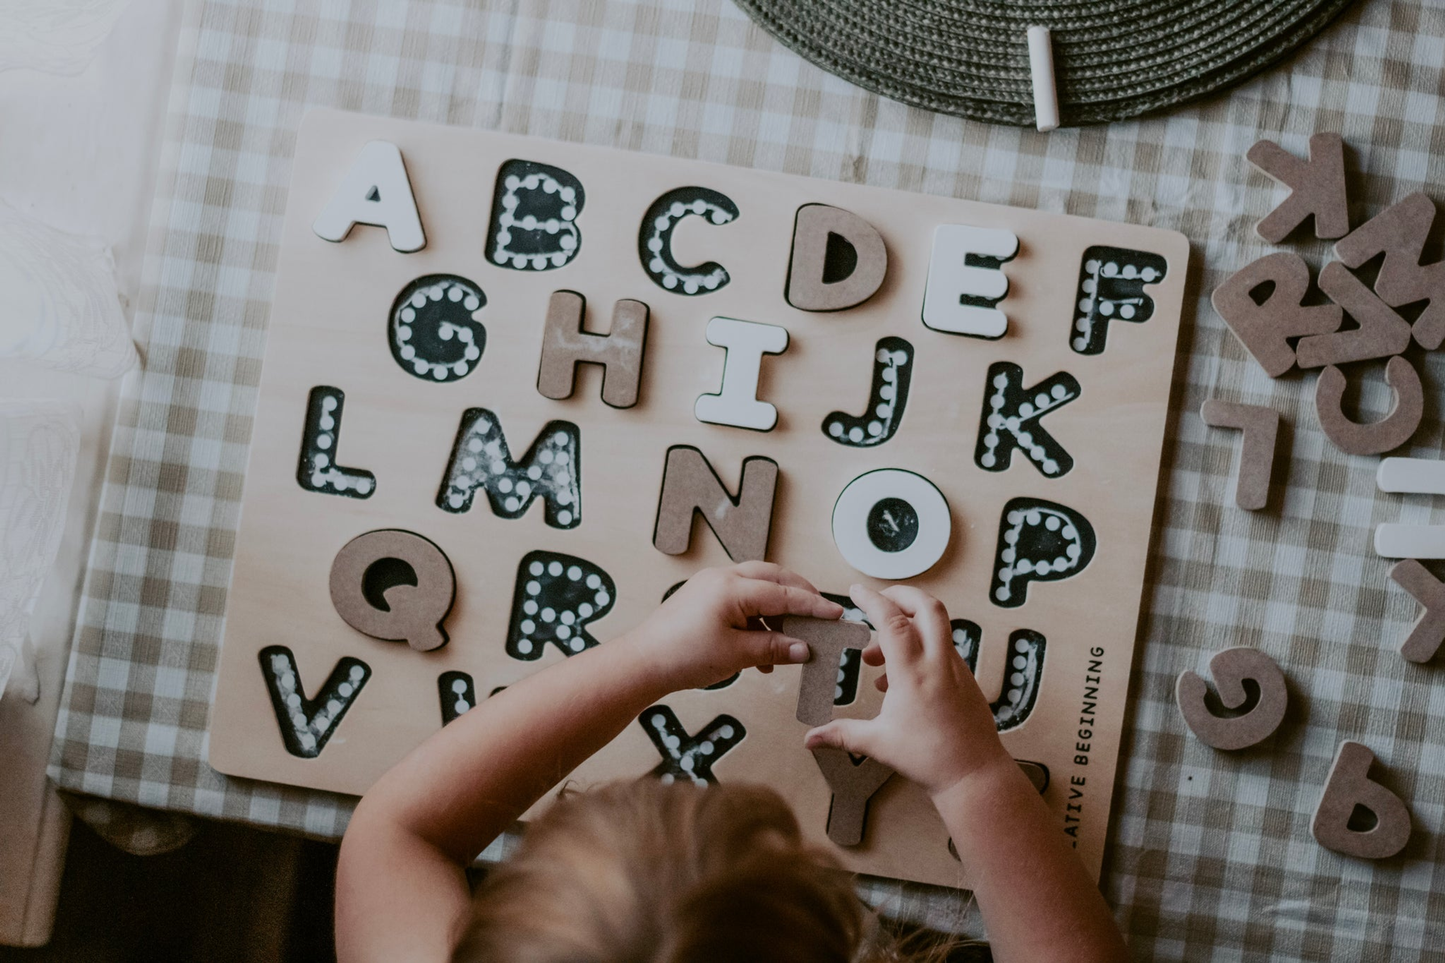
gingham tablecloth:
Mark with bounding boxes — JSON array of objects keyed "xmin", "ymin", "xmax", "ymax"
[{"xmin": 47, "ymin": 1, "xmax": 1445, "ymax": 958}]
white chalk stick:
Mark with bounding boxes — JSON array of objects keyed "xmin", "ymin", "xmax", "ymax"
[
  {"xmin": 1375, "ymin": 523, "xmax": 1445, "ymax": 559},
  {"xmin": 1027, "ymin": 26, "xmax": 1059, "ymax": 133},
  {"xmin": 1377, "ymin": 457, "xmax": 1445, "ymax": 496}
]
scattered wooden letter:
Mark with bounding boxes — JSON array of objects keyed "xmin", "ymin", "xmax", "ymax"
[
  {"xmin": 1175, "ymin": 647, "xmax": 1288, "ymax": 750},
  {"xmin": 312, "ymin": 140, "xmax": 425, "ymax": 252},
  {"xmin": 786, "ymin": 204, "xmax": 888, "ymax": 311},
  {"xmin": 1246, "ymin": 132, "xmax": 1349, "ymax": 242},
  {"xmin": 782, "ymin": 615, "xmax": 872, "ymax": 726},
  {"xmin": 653, "ymin": 445, "xmax": 778, "ymax": 562},
  {"xmin": 1211, "ymin": 252, "xmax": 1342, "ymax": 377},
  {"xmin": 536, "ymin": 290, "xmax": 649, "ymax": 408},
  {"xmin": 1295, "ymin": 261, "xmax": 1412, "ymax": 368},
  {"xmin": 1313, "ymin": 355, "xmax": 1423, "ymax": 456},
  {"xmin": 329, "ymin": 529, "xmax": 456, "ymax": 652},
  {"xmin": 1311, "ymin": 741, "xmax": 1411, "ymax": 859},
  {"xmin": 1334, "ymin": 192, "xmax": 1445, "ymax": 349},
  {"xmin": 1386, "ymin": 559, "xmax": 1445, "ymax": 663},
  {"xmin": 1200, "ymin": 399, "xmax": 1280, "ymax": 511},
  {"xmin": 812, "ymin": 748, "xmax": 895, "ymax": 847}
]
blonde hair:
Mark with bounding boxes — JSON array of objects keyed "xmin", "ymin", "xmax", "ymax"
[{"xmin": 454, "ymin": 779, "xmax": 974, "ymax": 963}]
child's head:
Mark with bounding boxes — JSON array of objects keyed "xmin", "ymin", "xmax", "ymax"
[{"xmin": 454, "ymin": 779, "xmax": 870, "ymax": 963}]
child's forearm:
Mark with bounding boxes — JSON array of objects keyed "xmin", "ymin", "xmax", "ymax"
[
  {"xmin": 353, "ymin": 629, "xmax": 671, "ymax": 862},
  {"xmin": 933, "ymin": 761, "xmax": 1128, "ymax": 963},
  {"xmin": 337, "ymin": 632, "xmax": 670, "ymax": 963}
]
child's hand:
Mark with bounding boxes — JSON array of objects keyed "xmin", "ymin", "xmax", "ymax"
[
  {"xmin": 626, "ymin": 562, "xmax": 844, "ymax": 691},
  {"xmin": 803, "ymin": 584, "xmax": 1013, "ymax": 799}
]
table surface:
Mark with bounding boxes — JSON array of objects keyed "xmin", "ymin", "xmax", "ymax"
[
  {"xmin": 46, "ymin": 1, "xmax": 1445, "ymax": 959},
  {"xmin": 0, "ymin": 0, "xmax": 182, "ymax": 944}
]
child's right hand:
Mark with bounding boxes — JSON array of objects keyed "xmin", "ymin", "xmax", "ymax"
[
  {"xmin": 625, "ymin": 562, "xmax": 843, "ymax": 692},
  {"xmin": 803, "ymin": 584, "xmax": 1014, "ymax": 799}
]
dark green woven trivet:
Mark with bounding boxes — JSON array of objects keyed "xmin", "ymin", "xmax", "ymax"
[{"xmin": 732, "ymin": 0, "xmax": 1359, "ymax": 126}]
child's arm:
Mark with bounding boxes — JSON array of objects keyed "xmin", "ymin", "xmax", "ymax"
[
  {"xmin": 335, "ymin": 562, "xmax": 842, "ymax": 963},
  {"xmin": 806, "ymin": 584, "xmax": 1128, "ymax": 963}
]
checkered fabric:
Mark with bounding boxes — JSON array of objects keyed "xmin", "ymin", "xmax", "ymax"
[{"xmin": 48, "ymin": 0, "xmax": 1445, "ymax": 958}]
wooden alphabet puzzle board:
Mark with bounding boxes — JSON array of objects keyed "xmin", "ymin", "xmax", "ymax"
[{"xmin": 210, "ymin": 108, "xmax": 1189, "ymax": 889}]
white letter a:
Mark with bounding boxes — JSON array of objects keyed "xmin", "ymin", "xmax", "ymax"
[{"xmin": 312, "ymin": 140, "xmax": 426, "ymax": 253}]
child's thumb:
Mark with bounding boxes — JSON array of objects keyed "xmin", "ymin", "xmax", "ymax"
[{"xmin": 803, "ymin": 718, "xmax": 875, "ymax": 757}]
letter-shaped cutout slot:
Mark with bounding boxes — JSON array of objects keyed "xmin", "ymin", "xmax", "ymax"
[
  {"xmin": 329, "ymin": 529, "xmax": 457, "ymax": 652},
  {"xmin": 259, "ymin": 646, "xmax": 371, "ymax": 758},
  {"xmin": 951, "ymin": 621, "xmax": 1046, "ymax": 732},
  {"xmin": 312, "ymin": 140, "xmax": 425, "ymax": 252},
  {"xmin": 486, "ymin": 159, "xmax": 585, "ymax": 271},
  {"xmin": 536, "ymin": 290, "xmax": 649, "ymax": 408},
  {"xmin": 436, "ymin": 410, "xmax": 582, "ymax": 528},
  {"xmin": 438, "ymin": 671, "xmax": 478, "ymax": 725},
  {"xmin": 639, "ymin": 187, "xmax": 738, "ymax": 295},
  {"xmin": 507, "ymin": 551, "xmax": 616, "ymax": 660},
  {"xmin": 653, "ymin": 446, "xmax": 778, "ymax": 563},
  {"xmin": 1069, "ymin": 246, "xmax": 1168, "ymax": 355},
  {"xmin": 976, "ymin": 362, "xmax": 1079, "ymax": 477},
  {"xmin": 298, "ymin": 386, "xmax": 376, "ymax": 498},
  {"xmin": 1174, "ymin": 647, "xmax": 1288, "ymax": 750},
  {"xmin": 823, "ymin": 337, "xmax": 913, "ymax": 447},
  {"xmin": 389, "ymin": 275, "xmax": 487, "ymax": 383},
  {"xmin": 640, "ymin": 705, "xmax": 745, "ymax": 787},
  {"xmin": 990, "ymin": 498, "xmax": 1096, "ymax": 608}
]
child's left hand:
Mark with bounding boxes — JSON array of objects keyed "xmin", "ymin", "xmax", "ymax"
[{"xmin": 625, "ymin": 562, "xmax": 844, "ymax": 691}]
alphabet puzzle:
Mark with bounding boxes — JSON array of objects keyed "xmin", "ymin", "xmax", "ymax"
[{"xmin": 209, "ymin": 109, "xmax": 1189, "ymax": 889}]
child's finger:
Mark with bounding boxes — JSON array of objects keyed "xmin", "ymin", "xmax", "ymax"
[
  {"xmin": 732, "ymin": 561, "xmax": 823, "ymax": 596},
  {"xmin": 848, "ymin": 584, "xmax": 924, "ymax": 666},
  {"xmin": 879, "ymin": 585, "xmax": 953, "ymax": 659},
  {"xmin": 875, "ymin": 672, "xmax": 889, "ymax": 692},
  {"xmin": 737, "ymin": 579, "xmax": 844, "ymax": 620},
  {"xmin": 737, "ymin": 629, "xmax": 810, "ymax": 668},
  {"xmin": 803, "ymin": 717, "xmax": 878, "ymax": 758},
  {"xmin": 861, "ymin": 641, "xmax": 885, "ymax": 666}
]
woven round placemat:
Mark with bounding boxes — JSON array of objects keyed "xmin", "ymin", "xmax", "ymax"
[{"xmin": 732, "ymin": 0, "xmax": 1359, "ymax": 126}]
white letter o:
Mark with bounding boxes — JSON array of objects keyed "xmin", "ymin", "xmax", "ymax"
[{"xmin": 831, "ymin": 469, "xmax": 952, "ymax": 580}]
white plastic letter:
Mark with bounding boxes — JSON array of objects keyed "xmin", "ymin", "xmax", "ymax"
[
  {"xmin": 312, "ymin": 141, "xmax": 425, "ymax": 253},
  {"xmin": 921, "ymin": 225, "xmax": 1019, "ymax": 339},
  {"xmin": 694, "ymin": 317, "xmax": 789, "ymax": 432},
  {"xmin": 831, "ymin": 469, "xmax": 952, "ymax": 579}
]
